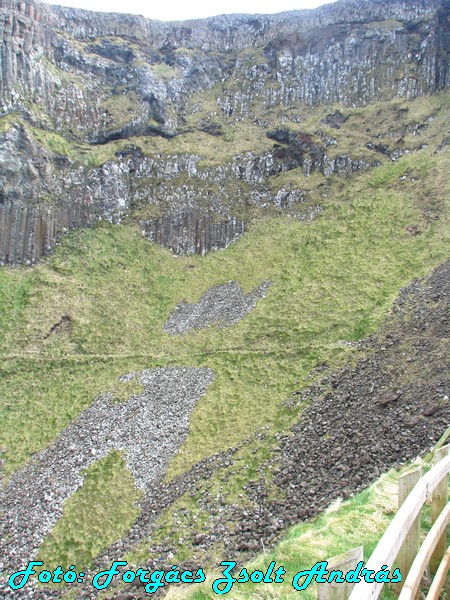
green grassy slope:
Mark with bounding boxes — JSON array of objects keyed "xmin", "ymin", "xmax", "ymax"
[{"xmin": 0, "ymin": 96, "xmax": 448, "ymax": 576}]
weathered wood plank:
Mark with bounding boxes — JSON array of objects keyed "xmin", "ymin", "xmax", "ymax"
[
  {"xmin": 425, "ymin": 545, "xmax": 450, "ymax": 600},
  {"xmin": 348, "ymin": 454, "xmax": 450, "ymax": 600},
  {"xmin": 398, "ymin": 501, "xmax": 450, "ymax": 600},
  {"xmin": 430, "ymin": 445, "xmax": 449, "ymax": 573},
  {"xmin": 396, "ymin": 467, "xmax": 423, "ymax": 596},
  {"xmin": 317, "ymin": 546, "xmax": 363, "ymax": 600}
]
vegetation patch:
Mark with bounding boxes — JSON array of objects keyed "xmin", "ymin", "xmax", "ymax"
[
  {"xmin": 99, "ymin": 90, "xmax": 144, "ymax": 131},
  {"xmin": 37, "ymin": 451, "xmax": 141, "ymax": 572},
  {"xmin": 0, "ymin": 120, "xmax": 448, "ymax": 572}
]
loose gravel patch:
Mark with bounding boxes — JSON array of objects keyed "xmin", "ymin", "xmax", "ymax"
[
  {"xmin": 163, "ymin": 280, "xmax": 271, "ymax": 335},
  {"xmin": 1, "ymin": 261, "xmax": 448, "ymax": 599},
  {"xmin": 0, "ymin": 367, "xmax": 214, "ymax": 594},
  {"xmin": 84, "ymin": 260, "xmax": 449, "ymax": 599}
]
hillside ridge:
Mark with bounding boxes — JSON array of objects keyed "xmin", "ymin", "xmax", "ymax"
[
  {"xmin": 0, "ymin": 0, "xmax": 449, "ymax": 597},
  {"xmin": 0, "ymin": 0, "xmax": 448, "ymax": 264}
]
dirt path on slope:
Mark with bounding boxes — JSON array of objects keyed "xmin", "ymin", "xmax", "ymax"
[
  {"xmin": 95, "ymin": 260, "xmax": 449, "ymax": 599},
  {"xmin": 2, "ymin": 262, "xmax": 448, "ymax": 599}
]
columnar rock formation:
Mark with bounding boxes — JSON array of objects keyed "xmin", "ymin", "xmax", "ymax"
[
  {"xmin": 0, "ymin": 0, "xmax": 448, "ymax": 263},
  {"xmin": 141, "ymin": 211, "xmax": 246, "ymax": 256},
  {"xmin": 0, "ymin": 201, "xmax": 93, "ymax": 265}
]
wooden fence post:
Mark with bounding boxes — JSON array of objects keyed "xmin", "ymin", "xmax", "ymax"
[
  {"xmin": 349, "ymin": 454, "xmax": 450, "ymax": 600},
  {"xmin": 396, "ymin": 466, "xmax": 423, "ymax": 594},
  {"xmin": 317, "ymin": 546, "xmax": 363, "ymax": 600},
  {"xmin": 430, "ymin": 445, "xmax": 449, "ymax": 574}
]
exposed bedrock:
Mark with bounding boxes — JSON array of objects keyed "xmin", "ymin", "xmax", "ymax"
[
  {"xmin": 141, "ymin": 211, "xmax": 246, "ymax": 256},
  {"xmin": 0, "ymin": 201, "xmax": 94, "ymax": 265},
  {"xmin": 0, "ymin": 0, "xmax": 448, "ymax": 128},
  {"xmin": 0, "ymin": 0, "xmax": 448, "ymax": 263},
  {"xmin": 0, "ymin": 128, "xmax": 376, "ymax": 264}
]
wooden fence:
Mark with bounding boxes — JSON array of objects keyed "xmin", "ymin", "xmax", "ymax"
[{"xmin": 318, "ymin": 441, "xmax": 450, "ymax": 600}]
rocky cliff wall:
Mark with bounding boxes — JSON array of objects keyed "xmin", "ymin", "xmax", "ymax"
[
  {"xmin": 0, "ymin": 0, "xmax": 448, "ymax": 263},
  {"xmin": 0, "ymin": 200, "xmax": 92, "ymax": 265},
  {"xmin": 1, "ymin": 0, "xmax": 448, "ymax": 130}
]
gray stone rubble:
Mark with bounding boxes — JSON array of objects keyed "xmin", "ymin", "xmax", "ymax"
[
  {"xmin": 163, "ymin": 280, "xmax": 271, "ymax": 335},
  {"xmin": 0, "ymin": 367, "xmax": 214, "ymax": 577}
]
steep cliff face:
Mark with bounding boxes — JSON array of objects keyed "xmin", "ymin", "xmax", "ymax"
[
  {"xmin": 0, "ymin": 0, "xmax": 449, "ymax": 263},
  {"xmin": 2, "ymin": 0, "xmax": 447, "ymax": 131}
]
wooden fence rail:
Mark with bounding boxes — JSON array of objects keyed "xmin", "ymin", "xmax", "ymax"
[{"xmin": 318, "ymin": 443, "xmax": 450, "ymax": 600}]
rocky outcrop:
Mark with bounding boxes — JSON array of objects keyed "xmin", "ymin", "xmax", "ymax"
[
  {"xmin": 0, "ymin": 125, "xmax": 379, "ymax": 264},
  {"xmin": 1, "ymin": 0, "xmax": 447, "ymax": 132},
  {"xmin": 141, "ymin": 210, "xmax": 246, "ymax": 256},
  {"xmin": 0, "ymin": 0, "xmax": 448, "ymax": 263},
  {"xmin": 0, "ymin": 200, "xmax": 92, "ymax": 265}
]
